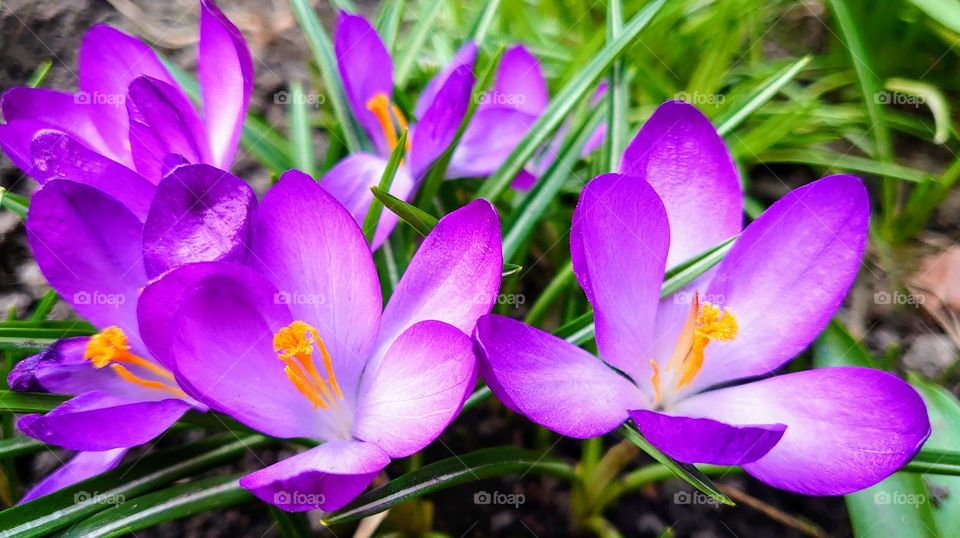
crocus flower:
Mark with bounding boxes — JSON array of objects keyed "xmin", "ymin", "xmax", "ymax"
[
  {"xmin": 9, "ymin": 164, "xmax": 257, "ymax": 500},
  {"xmin": 0, "ymin": 0, "xmax": 252, "ymax": 210},
  {"xmin": 136, "ymin": 171, "xmax": 503, "ymax": 511},
  {"xmin": 323, "ymin": 12, "xmax": 549, "ymax": 247},
  {"xmin": 475, "ymin": 100, "xmax": 930, "ymax": 495}
]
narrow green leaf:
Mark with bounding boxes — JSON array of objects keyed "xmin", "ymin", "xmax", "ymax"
[
  {"xmin": 476, "ymin": 0, "xmax": 666, "ymax": 202},
  {"xmin": 375, "ymin": 0, "xmax": 406, "ymax": 53},
  {"xmin": 0, "ymin": 188, "xmax": 28, "ymax": 219},
  {"xmin": 0, "ymin": 434, "xmax": 267, "ymax": 537},
  {"xmin": 501, "ymin": 263, "xmax": 522, "ymax": 278},
  {"xmin": 0, "ymin": 437, "xmax": 47, "ymax": 460},
  {"xmin": 884, "ymin": 78, "xmax": 951, "ymax": 144},
  {"xmin": 370, "ymin": 186, "xmax": 438, "ymax": 236},
  {"xmin": 758, "ymin": 148, "xmax": 928, "ymax": 183},
  {"xmin": 619, "ymin": 424, "xmax": 733, "ymax": 506},
  {"xmin": 269, "ymin": 505, "xmax": 313, "ymax": 538},
  {"xmin": 29, "ymin": 291, "xmax": 59, "ymax": 322},
  {"xmin": 394, "ymin": 0, "xmax": 444, "ymax": 87},
  {"xmin": 289, "ymin": 0, "xmax": 365, "ymax": 153},
  {"xmin": 58, "ymin": 475, "xmax": 252, "ymax": 538},
  {"xmin": 715, "ymin": 56, "xmax": 811, "ymax": 136},
  {"xmin": 0, "ymin": 391, "xmax": 69, "ymax": 414},
  {"xmin": 363, "ymin": 130, "xmax": 407, "ymax": 243},
  {"xmin": 603, "ymin": 0, "xmax": 626, "ymax": 171},
  {"xmin": 323, "ymin": 447, "xmax": 577, "ymax": 525},
  {"xmin": 468, "ymin": 0, "xmax": 500, "ymax": 46},
  {"xmin": 905, "ymin": 0, "xmax": 960, "ymax": 35},
  {"xmin": 0, "ymin": 320, "xmax": 97, "ymax": 352},
  {"xmin": 288, "ymin": 80, "xmax": 315, "ymax": 174},
  {"xmin": 26, "ymin": 60, "xmax": 53, "ymax": 88}
]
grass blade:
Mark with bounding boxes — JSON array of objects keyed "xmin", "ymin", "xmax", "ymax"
[
  {"xmin": 0, "ymin": 189, "xmax": 28, "ymax": 219},
  {"xmin": 394, "ymin": 0, "xmax": 444, "ymax": 87},
  {"xmin": 362, "ymin": 130, "xmax": 407, "ymax": 243},
  {"xmin": 715, "ymin": 56, "xmax": 811, "ymax": 136},
  {"xmin": 468, "ymin": 0, "xmax": 500, "ymax": 46},
  {"xmin": 370, "ymin": 186, "xmax": 438, "ymax": 236},
  {"xmin": 757, "ymin": 148, "xmax": 928, "ymax": 183},
  {"xmin": 288, "ymin": 80, "xmax": 315, "ymax": 174}
]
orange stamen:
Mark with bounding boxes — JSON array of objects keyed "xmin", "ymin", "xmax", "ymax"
[
  {"xmin": 273, "ymin": 321, "xmax": 344, "ymax": 410},
  {"xmin": 109, "ymin": 364, "xmax": 187, "ymax": 398},
  {"xmin": 649, "ymin": 359, "xmax": 662, "ymax": 405},
  {"xmin": 84, "ymin": 326, "xmax": 184, "ymax": 396},
  {"xmin": 366, "ymin": 92, "xmax": 410, "ymax": 154}
]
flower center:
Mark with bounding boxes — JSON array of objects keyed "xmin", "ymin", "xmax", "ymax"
[
  {"xmin": 273, "ymin": 321, "xmax": 343, "ymax": 411},
  {"xmin": 84, "ymin": 326, "xmax": 187, "ymax": 398},
  {"xmin": 365, "ymin": 92, "xmax": 411, "ymax": 154},
  {"xmin": 649, "ymin": 292, "xmax": 738, "ymax": 405}
]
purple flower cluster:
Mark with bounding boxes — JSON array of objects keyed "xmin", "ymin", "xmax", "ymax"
[{"xmin": 0, "ymin": 2, "xmax": 929, "ymax": 513}]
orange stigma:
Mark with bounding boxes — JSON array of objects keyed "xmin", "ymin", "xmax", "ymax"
[
  {"xmin": 365, "ymin": 92, "xmax": 411, "ymax": 154},
  {"xmin": 84, "ymin": 326, "xmax": 186, "ymax": 398},
  {"xmin": 273, "ymin": 321, "xmax": 343, "ymax": 410},
  {"xmin": 649, "ymin": 292, "xmax": 738, "ymax": 405}
]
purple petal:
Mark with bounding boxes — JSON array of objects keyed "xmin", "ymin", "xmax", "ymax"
[
  {"xmin": 629, "ymin": 409, "xmax": 785, "ymax": 465},
  {"xmin": 251, "ymin": 170, "xmax": 382, "ymax": 405},
  {"xmin": 2, "ymin": 87, "xmax": 117, "ymax": 162},
  {"xmin": 485, "ymin": 45, "xmax": 548, "ymax": 116},
  {"xmin": 198, "ymin": 0, "xmax": 253, "ymax": 168},
  {"xmin": 409, "ymin": 65, "xmax": 475, "ymax": 178},
  {"xmin": 414, "ymin": 43, "xmax": 478, "ymax": 118},
  {"xmin": 335, "ymin": 12, "xmax": 394, "ymax": 154},
  {"xmin": 672, "ymin": 367, "xmax": 930, "ymax": 495},
  {"xmin": 142, "ymin": 164, "xmax": 256, "ymax": 279},
  {"xmin": 318, "ymin": 154, "xmax": 415, "ymax": 249},
  {"xmin": 18, "ymin": 391, "xmax": 189, "ymax": 451},
  {"xmin": 376, "ymin": 199, "xmax": 501, "ymax": 359},
  {"xmin": 689, "ymin": 175, "xmax": 869, "ymax": 392},
  {"xmin": 127, "ymin": 76, "xmax": 208, "ymax": 181},
  {"xmin": 620, "ymin": 100, "xmax": 742, "ymax": 268},
  {"xmin": 475, "ymin": 314, "xmax": 643, "ymax": 439},
  {"xmin": 447, "ymin": 107, "xmax": 539, "ymax": 179},
  {"xmin": 19, "ymin": 448, "xmax": 128, "ymax": 503},
  {"xmin": 26, "ymin": 180, "xmax": 147, "ymax": 346},
  {"xmin": 240, "ymin": 440, "xmax": 390, "ymax": 512},
  {"xmin": 570, "ymin": 173, "xmax": 669, "ymax": 389},
  {"xmin": 168, "ymin": 264, "xmax": 331, "ymax": 439},
  {"xmin": 78, "ymin": 24, "xmax": 181, "ymax": 164},
  {"xmin": 355, "ymin": 320, "xmax": 476, "ymax": 458},
  {"xmin": 30, "ymin": 131, "xmax": 156, "ymax": 220},
  {"xmin": 0, "ymin": 120, "xmax": 47, "ymax": 176}
]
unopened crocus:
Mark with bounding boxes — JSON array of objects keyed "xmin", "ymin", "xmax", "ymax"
[
  {"xmin": 324, "ymin": 12, "xmax": 549, "ymax": 247},
  {"xmin": 476, "ymin": 100, "xmax": 930, "ymax": 495},
  {"xmin": 137, "ymin": 171, "xmax": 503, "ymax": 511},
  {"xmin": 0, "ymin": 0, "xmax": 252, "ymax": 213},
  {"xmin": 9, "ymin": 164, "xmax": 257, "ymax": 500}
]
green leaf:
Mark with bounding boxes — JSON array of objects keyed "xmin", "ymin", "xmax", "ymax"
[
  {"xmin": 758, "ymin": 148, "xmax": 928, "ymax": 183},
  {"xmin": 288, "ymin": 80, "xmax": 315, "ymax": 174},
  {"xmin": 269, "ymin": 505, "xmax": 313, "ymax": 538},
  {"xmin": 25, "ymin": 60, "xmax": 53, "ymax": 88},
  {"xmin": 0, "ymin": 391, "xmax": 69, "ymax": 414},
  {"xmin": 0, "ymin": 434, "xmax": 267, "ymax": 537},
  {"xmin": 884, "ymin": 78, "xmax": 951, "ymax": 144},
  {"xmin": 322, "ymin": 447, "xmax": 577, "ymax": 525},
  {"xmin": 715, "ymin": 56, "xmax": 811, "ymax": 136},
  {"xmin": 467, "ymin": 0, "xmax": 500, "ymax": 46},
  {"xmin": 619, "ymin": 424, "xmax": 733, "ymax": 506},
  {"xmin": 288, "ymin": 0, "xmax": 365, "ymax": 153},
  {"xmin": 0, "ymin": 320, "xmax": 97, "ymax": 352},
  {"xmin": 363, "ymin": 130, "xmax": 407, "ymax": 243},
  {"xmin": 501, "ymin": 263, "xmax": 523, "ymax": 278},
  {"xmin": 0, "ymin": 188, "xmax": 28, "ymax": 219},
  {"xmin": 375, "ymin": 0, "xmax": 406, "ymax": 53},
  {"xmin": 394, "ymin": 0, "xmax": 444, "ymax": 87},
  {"xmin": 371, "ymin": 186, "xmax": 438, "ymax": 236},
  {"xmin": 0, "ymin": 437, "xmax": 47, "ymax": 460},
  {"xmin": 475, "ymin": 0, "xmax": 666, "ymax": 202},
  {"xmin": 603, "ymin": 0, "xmax": 627, "ymax": 171},
  {"xmin": 905, "ymin": 0, "xmax": 960, "ymax": 35},
  {"xmin": 58, "ymin": 475, "xmax": 253, "ymax": 538}
]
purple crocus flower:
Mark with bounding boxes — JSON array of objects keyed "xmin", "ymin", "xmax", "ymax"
[
  {"xmin": 0, "ymin": 0, "xmax": 252, "ymax": 206},
  {"xmin": 323, "ymin": 12, "xmax": 548, "ymax": 247},
  {"xmin": 475, "ymin": 100, "xmax": 930, "ymax": 495},
  {"xmin": 9, "ymin": 164, "xmax": 257, "ymax": 501},
  {"xmin": 136, "ymin": 171, "xmax": 503, "ymax": 511}
]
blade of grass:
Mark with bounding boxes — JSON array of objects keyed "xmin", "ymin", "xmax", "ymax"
[
  {"xmin": 475, "ymin": 0, "xmax": 666, "ymax": 202},
  {"xmin": 0, "ymin": 189, "xmax": 28, "ymax": 219},
  {"xmin": 715, "ymin": 56, "xmax": 811, "ymax": 136},
  {"xmin": 603, "ymin": 0, "xmax": 627, "ymax": 170},
  {"xmin": 394, "ymin": 0, "xmax": 445, "ymax": 87},
  {"xmin": 0, "ymin": 437, "xmax": 47, "ymax": 460},
  {"xmin": 758, "ymin": 148, "xmax": 928, "ymax": 183},
  {"xmin": 363, "ymin": 130, "xmax": 407, "ymax": 243},
  {"xmin": 468, "ymin": 0, "xmax": 500, "ymax": 46},
  {"xmin": 375, "ymin": 0, "xmax": 406, "ymax": 53},
  {"xmin": 288, "ymin": 80, "xmax": 315, "ymax": 174},
  {"xmin": 25, "ymin": 60, "xmax": 53, "ymax": 88},
  {"xmin": 371, "ymin": 187, "xmax": 438, "ymax": 236}
]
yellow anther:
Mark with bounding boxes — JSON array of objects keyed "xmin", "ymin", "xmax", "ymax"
[
  {"xmin": 695, "ymin": 303, "xmax": 738, "ymax": 342},
  {"xmin": 649, "ymin": 359, "xmax": 662, "ymax": 405},
  {"xmin": 273, "ymin": 321, "xmax": 343, "ymax": 410},
  {"xmin": 84, "ymin": 326, "xmax": 183, "ymax": 396},
  {"xmin": 365, "ymin": 92, "xmax": 411, "ymax": 154}
]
